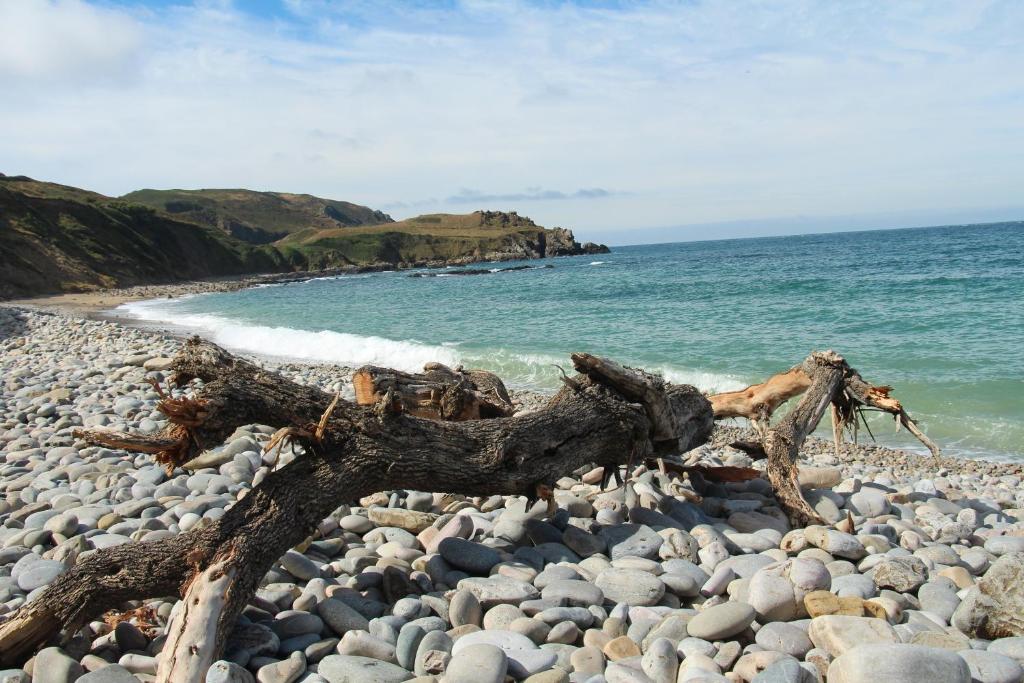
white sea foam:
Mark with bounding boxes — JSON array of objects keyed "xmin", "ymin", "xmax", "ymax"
[
  {"xmin": 118, "ymin": 300, "xmax": 460, "ymax": 373},
  {"xmin": 654, "ymin": 366, "xmax": 748, "ymax": 393},
  {"xmin": 118, "ymin": 300, "xmax": 752, "ymax": 394}
]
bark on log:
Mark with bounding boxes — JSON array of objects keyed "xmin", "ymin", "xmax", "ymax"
[
  {"xmin": 0, "ymin": 338, "xmax": 713, "ymax": 678},
  {"xmin": 761, "ymin": 351, "xmax": 846, "ymax": 526},
  {"xmin": 352, "ymin": 362, "xmax": 514, "ymax": 419}
]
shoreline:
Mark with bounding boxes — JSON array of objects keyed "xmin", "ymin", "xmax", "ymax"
[
  {"xmin": 1, "ymin": 269, "xmax": 383, "ymax": 317},
  {"xmin": 5, "ymin": 270, "xmax": 1022, "ymax": 468},
  {"xmin": 2, "ymin": 250, "xmax": 597, "ymax": 316},
  {"xmin": 1, "ymin": 303, "xmax": 1019, "ymax": 476},
  {"xmin": 6, "ymin": 281, "xmax": 1023, "ymax": 469}
]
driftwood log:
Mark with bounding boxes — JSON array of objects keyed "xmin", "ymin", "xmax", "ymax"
[
  {"xmin": 0, "ymin": 341, "xmax": 937, "ymax": 681},
  {"xmin": 352, "ymin": 362, "xmax": 514, "ymax": 419},
  {"xmin": 0, "ymin": 340, "xmax": 713, "ymax": 680}
]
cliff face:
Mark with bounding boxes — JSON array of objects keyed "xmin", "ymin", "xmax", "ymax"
[{"xmin": 0, "ymin": 175, "xmax": 289, "ymax": 299}]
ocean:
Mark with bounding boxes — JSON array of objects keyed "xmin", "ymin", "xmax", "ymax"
[{"xmin": 121, "ymin": 222, "xmax": 1024, "ymax": 461}]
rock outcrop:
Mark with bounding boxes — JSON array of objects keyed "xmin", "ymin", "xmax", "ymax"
[{"xmin": 543, "ymin": 227, "xmax": 611, "ymax": 257}]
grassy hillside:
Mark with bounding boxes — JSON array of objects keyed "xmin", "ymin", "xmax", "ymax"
[
  {"xmin": 1, "ymin": 175, "xmax": 609, "ymax": 298},
  {"xmin": 122, "ymin": 188, "xmax": 393, "ymax": 244},
  {"xmin": 0, "ymin": 175, "xmax": 290, "ymax": 298},
  {"xmin": 279, "ymin": 210, "xmax": 606, "ymax": 265}
]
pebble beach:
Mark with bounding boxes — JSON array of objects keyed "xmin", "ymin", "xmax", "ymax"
[{"xmin": 2, "ymin": 304, "xmax": 1023, "ymax": 683}]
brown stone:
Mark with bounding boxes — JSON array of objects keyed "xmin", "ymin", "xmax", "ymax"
[
  {"xmin": 602, "ymin": 617, "xmax": 625, "ymax": 638},
  {"xmin": 583, "ymin": 629, "xmax": 611, "ymax": 650},
  {"xmin": 938, "ymin": 566, "xmax": 974, "ymax": 590},
  {"xmin": 603, "ymin": 635, "xmax": 641, "ymax": 661},
  {"xmin": 805, "ymin": 591, "xmax": 839, "ymax": 617},
  {"xmin": 570, "ymin": 646, "xmax": 605, "ymax": 675}
]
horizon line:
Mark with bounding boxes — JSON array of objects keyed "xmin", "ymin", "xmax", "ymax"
[{"xmin": 602, "ymin": 217, "xmax": 1024, "ymax": 249}]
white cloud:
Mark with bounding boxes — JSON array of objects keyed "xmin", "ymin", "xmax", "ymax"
[
  {"xmin": 1, "ymin": 0, "xmax": 1022, "ymax": 243},
  {"xmin": 0, "ymin": 0, "xmax": 143, "ymax": 82}
]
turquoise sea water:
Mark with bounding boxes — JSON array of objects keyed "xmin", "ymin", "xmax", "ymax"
[{"xmin": 122, "ymin": 222, "xmax": 1024, "ymax": 461}]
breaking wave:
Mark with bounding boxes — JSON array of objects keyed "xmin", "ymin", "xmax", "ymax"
[{"xmin": 117, "ymin": 299, "xmax": 749, "ymax": 394}]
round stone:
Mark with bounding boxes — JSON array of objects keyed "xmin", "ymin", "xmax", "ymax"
[
  {"xmin": 317, "ymin": 655, "xmax": 412, "ymax": 683},
  {"xmin": 603, "ymin": 635, "xmax": 640, "ymax": 661},
  {"xmin": 445, "ymin": 643, "xmax": 507, "ymax": 683},
  {"xmin": 847, "ymin": 489, "xmax": 891, "ymax": 517},
  {"xmin": 983, "ymin": 537, "xmax": 1024, "ymax": 556},
  {"xmin": 988, "ymin": 638, "xmax": 1024, "ymax": 665},
  {"xmin": 449, "ymin": 589, "xmax": 483, "ymax": 627},
  {"xmin": 803, "ymin": 527, "xmax": 866, "ymax": 560},
  {"xmin": 318, "ymin": 598, "xmax": 370, "ymax": 636},
  {"xmin": 748, "ymin": 568, "xmax": 798, "ymax": 622},
  {"xmin": 594, "ymin": 568, "xmax": 665, "ymax": 606},
  {"xmin": 395, "ymin": 625, "xmax": 425, "ymax": 670},
  {"xmin": 686, "ymin": 602, "xmax": 756, "ymax": 640},
  {"xmin": 755, "ymin": 621, "xmax": 814, "ymax": 658},
  {"xmin": 958, "ymin": 649, "xmax": 1023, "ymax": 683},
  {"xmin": 599, "ymin": 523, "xmax": 664, "ymax": 560},
  {"xmin": 827, "ymin": 644, "xmax": 970, "ymax": 683},
  {"xmin": 256, "ymin": 651, "xmax": 305, "ymax": 683},
  {"xmin": 77, "ymin": 665, "xmax": 140, "ymax": 683},
  {"xmin": 206, "ymin": 660, "xmax": 255, "ymax": 683},
  {"xmin": 451, "ymin": 629, "xmax": 536, "ymax": 655},
  {"xmin": 541, "ymin": 579, "xmax": 604, "ymax": 607},
  {"xmin": 457, "ymin": 576, "xmax": 540, "ymax": 608},
  {"xmin": 438, "ymin": 537, "xmax": 501, "ymax": 574},
  {"xmin": 641, "ymin": 637, "xmax": 678, "ymax": 683},
  {"xmin": 339, "ymin": 515, "xmax": 373, "ymax": 534},
  {"xmin": 280, "ymin": 551, "xmax": 320, "ymax": 581},
  {"xmin": 451, "ymin": 629, "xmax": 556, "ymax": 678},
  {"xmin": 114, "ymin": 621, "xmax": 148, "ymax": 652},
  {"xmin": 16, "ymin": 559, "xmax": 64, "ymax": 591}
]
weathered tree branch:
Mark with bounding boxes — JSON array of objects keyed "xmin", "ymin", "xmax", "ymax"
[
  {"xmin": 709, "ymin": 367, "xmax": 811, "ymax": 426},
  {"xmin": 708, "ymin": 359, "xmax": 939, "ymax": 459}
]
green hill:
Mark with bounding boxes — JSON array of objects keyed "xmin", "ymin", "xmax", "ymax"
[
  {"xmin": 277, "ymin": 210, "xmax": 608, "ymax": 266},
  {"xmin": 122, "ymin": 188, "xmax": 393, "ymax": 244},
  {"xmin": 0, "ymin": 175, "xmax": 296, "ymax": 298},
  {"xmin": 0, "ymin": 174, "xmax": 609, "ymax": 299}
]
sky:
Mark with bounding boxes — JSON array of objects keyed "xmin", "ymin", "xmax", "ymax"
[{"xmin": 1, "ymin": 0, "xmax": 1023, "ymax": 245}]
